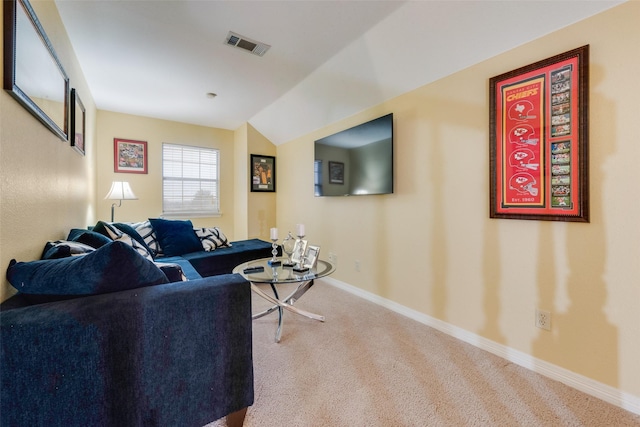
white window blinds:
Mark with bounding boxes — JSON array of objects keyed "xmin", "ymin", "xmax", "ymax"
[{"xmin": 162, "ymin": 143, "xmax": 219, "ymax": 217}]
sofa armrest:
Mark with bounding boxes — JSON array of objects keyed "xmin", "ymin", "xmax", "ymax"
[{"xmin": 1, "ymin": 274, "xmax": 253, "ymax": 427}]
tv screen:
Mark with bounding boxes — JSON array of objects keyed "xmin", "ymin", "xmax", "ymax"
[{"xmin": 314, "ymin": 113, "xmax": 393, "ymax": 197}]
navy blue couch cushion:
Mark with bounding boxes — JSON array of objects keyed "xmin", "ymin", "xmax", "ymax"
[
  {"xmin": 6, "ymin": 241, "xmax": 168, "ymax": 304},
  {"xmin": 0, "ymin": 274, "xmax": 254, "ymax": 426},
  {"xmin": 156, "ymin": 256, "xmax": 203, "ymax": 280},
  {"xmin": 149, "ymin": 218, "xmax": 203, "ymax": 257},
  {"xmin": 67, "ymin": 229, "xmax": 113, "ymax": 248},
  {"xmin": 179, "ymin": 238, "xmax": 275, "ymax": 277}
]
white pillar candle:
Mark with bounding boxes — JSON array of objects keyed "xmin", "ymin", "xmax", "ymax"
[
  {"xmin": 296, "ymin": 223, "xmax": 305, "ymax": 236},
  {"xmin": 270, "ymin": 228, "xmax": 278, "ymax": 240}
]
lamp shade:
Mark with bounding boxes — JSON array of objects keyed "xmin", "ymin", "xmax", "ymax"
[{"xmin": 104, "ymin": 181, "xmax": 138, "ymax": 200}]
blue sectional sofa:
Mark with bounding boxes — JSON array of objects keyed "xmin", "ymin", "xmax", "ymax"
[
  {"xmin": 160, "ymin": 238, "xmax": 277, "ymax": 279},
  {"xmin": 1, "ymin": 219, "xmax": 275, "ymax": 427}
]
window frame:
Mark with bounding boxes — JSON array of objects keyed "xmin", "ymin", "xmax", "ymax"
[{"xmin": 161, "ymin": 143, "xmax": 221, "ymax": 218}]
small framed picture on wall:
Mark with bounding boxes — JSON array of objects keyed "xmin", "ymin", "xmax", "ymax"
[
  {"xmin": 114, "ymin": 138, "xmax": 148, "ymax": 174},
  {"xmin": 328, "ymin": 161, "xmax": 344, "ymax": 184},
  {"xmin": 251, "ymin": 154, "xmax": 276, "ymax": 192},
  {"xmin": 70, "ymin": 89, "xmax": 85, "ymax": 156}
]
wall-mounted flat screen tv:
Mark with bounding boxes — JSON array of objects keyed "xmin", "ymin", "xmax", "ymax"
[{"xmin": 314, "ymin": 113, "xmax": 393, "ymax": 197}]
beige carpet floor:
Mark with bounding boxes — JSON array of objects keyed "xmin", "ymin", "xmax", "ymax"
[{"xmin": 207, "ymin": 280, "xmax": 640, "ymax": 427}]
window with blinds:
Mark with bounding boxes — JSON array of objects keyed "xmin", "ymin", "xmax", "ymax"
[
  {"xmin": 162, "ymin": 143, "xmax": 220, "ymax": 217},
  {"xmin": 314, "ymin": 160, "xmax": 323, "ymax": 196}
]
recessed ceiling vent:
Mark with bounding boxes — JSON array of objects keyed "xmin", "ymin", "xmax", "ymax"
[{"xmin": 225, "ymin": 31, "xmax": 270, "ymax": 57}]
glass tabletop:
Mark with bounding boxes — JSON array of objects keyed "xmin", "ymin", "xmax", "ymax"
[{"xmin": 232, "ymin": 257, "xmax": 335, "ymax": 284}]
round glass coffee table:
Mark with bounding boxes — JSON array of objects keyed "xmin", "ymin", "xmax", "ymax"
[{"xmin": 233, "ymin": 257, "xmax": 335, "ymax": 342}]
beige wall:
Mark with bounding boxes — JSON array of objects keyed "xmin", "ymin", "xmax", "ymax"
[
  {"xmin": 247, "ymin": 124, "xmax": 277, "ymax": 241},
  {"xmin": 233, "ymin": 124, "xmax": 249, "ymax": 240},
  {"xmin": 0, "ymin": 0, "xmax": 97, "ymax": 301},
  {"xmin": 95, "ymin": 111, "xmax": 237, "ymax": 235},
  {"xmin": 232, "ymin": 122, "xmax": 277, "ymax": 241},
  {"xmin": 94, "ymin": 113, "xmax": 277, "ymax": 242},
  {"xmin": 276, "ymin": 2, "xmax": 640, "ymax": 399}
]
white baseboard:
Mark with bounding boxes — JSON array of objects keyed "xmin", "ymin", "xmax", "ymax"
[{"xmin": 322, "ymin": 277, "xmax": 640, "ymax": 416}]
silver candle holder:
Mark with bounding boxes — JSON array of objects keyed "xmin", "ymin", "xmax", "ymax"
[
  {"xmin": 268, "ymin": 228, "xmax": 281, "ymax": 266},
  {"xmin": 293, "ymin": 232, "xmax": 308, "ymax": 273},
  {"xmin": 282, "ymin": 232, "xmax": 296, "ymax": 267}
]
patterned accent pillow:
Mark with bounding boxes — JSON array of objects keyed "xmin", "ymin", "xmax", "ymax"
[
  {"xmin": 41, "ymin": 240, "xmax": 96, "ymax": 260},
  {"xmin": 101, "ymin": 222, "xmax": 154, "ymax": 261},
  {"xmin": 194, "ymin": 227, "xmax": 232, "ymax": 251},
  {"xmin": 131, "ymin": 220, "xmax": 163, "ymax": 257}
]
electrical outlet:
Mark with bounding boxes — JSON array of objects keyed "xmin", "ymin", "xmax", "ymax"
[
  {"xmin": 535, "ymin": 309, "xmax": 551, "ymax": 331},
  {"xmin": 355, "ymin": 260, "xmax": 361, "ymax": 272}
]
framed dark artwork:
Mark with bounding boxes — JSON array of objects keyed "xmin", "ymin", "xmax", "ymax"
[
  {"xmin": 70, "ymin": 89, "xmax": 85, "ymax": 155},
  {"xmin": 489, "ymin": 45, "xmax": 589, "ymax": 222},
  {"xmin": 3, "ymin": 0, "xmax": 69, "ymax": 141},
  {"xmin": 328, "ymin": 161, "xmax": 344, "ymax": 184},
  {"xmin": 114, "ymin": 138, "xmax": 148, "ymax": 174},
  {"xmin": 251, "ymin": 154, "xmax": 276, "ymax": 192}
]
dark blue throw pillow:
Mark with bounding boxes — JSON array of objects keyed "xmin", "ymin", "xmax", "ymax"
[
  {"xmin": 67, "ymin": 229, "xmax": 113, "ymax": 248},
  {"xmin": 6, "ymin": 241, "xmax": 169, "ymax": 304},
  {"xmin": 148, "ymin": 218, "xmax": 202, "ymax": 257}
]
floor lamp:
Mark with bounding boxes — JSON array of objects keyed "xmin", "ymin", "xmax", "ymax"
[{"xmin": 104, "ymin": 181, "xmax": 138, "ymax": 222}]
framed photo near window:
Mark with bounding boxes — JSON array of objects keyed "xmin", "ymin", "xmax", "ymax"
[
  {"xmin": 489, "ymin": 45, "xmax": 589, "ymax": 222},
  {"xmin": 70, "ymin": 89, "xmax": 85, "ymax": 156},
  {"xmin": 114, "ymin": 138, "xmax": 148, "ymax": 174},
  {"xmin": 328, "ymin": 161, "xmax": 344, "ymax": 184},
  {"xmin": 251, "ymin": 154, "xmax": 276, "ymax": 192}
]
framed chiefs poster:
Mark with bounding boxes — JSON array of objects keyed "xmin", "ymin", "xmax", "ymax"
[{"xmin": 489, "ymin": 45, "xmax": 589, "ymax": 222}]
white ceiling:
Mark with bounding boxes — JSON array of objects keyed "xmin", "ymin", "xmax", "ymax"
[{"xmin": 54, "ymin": 0, "xmax": 623, "ymax": 145}]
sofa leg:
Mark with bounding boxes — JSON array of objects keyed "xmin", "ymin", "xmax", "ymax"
[{"xmin": 226, "ymin": 407, "xmax": 247, "ymax": 427}]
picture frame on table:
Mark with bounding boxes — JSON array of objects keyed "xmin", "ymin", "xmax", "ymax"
[
  {"xmin": 250, "ymin": 154, "xmax": 276, "ymax": 192},
  {"xmin": 114, "ymin": 138, "xmax": 148, "ymax": 174},
  {"xmin": 489, "ymin": 45, "xmax": 589, "ymax": 222},
  {"xmin": 70, "ymin": 89, "xmax": 85, "ymax": 156},
  {"xmin": 328, "ymin": 161, "xmax": 344, "ymax": 184},
  {"xmin": 304, "ymin": 245, "xmax": 320, "ymax": 269}
]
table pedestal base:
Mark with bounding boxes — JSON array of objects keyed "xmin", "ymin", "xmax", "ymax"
[{"xmin": 251, "ymin": 279, "xmax": 324, "ymax": 342}]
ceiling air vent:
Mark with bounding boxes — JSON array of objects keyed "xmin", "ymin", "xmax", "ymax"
[{"xmin": 225, "ymin": 31, "xmax": 270, "ymax": 57}]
